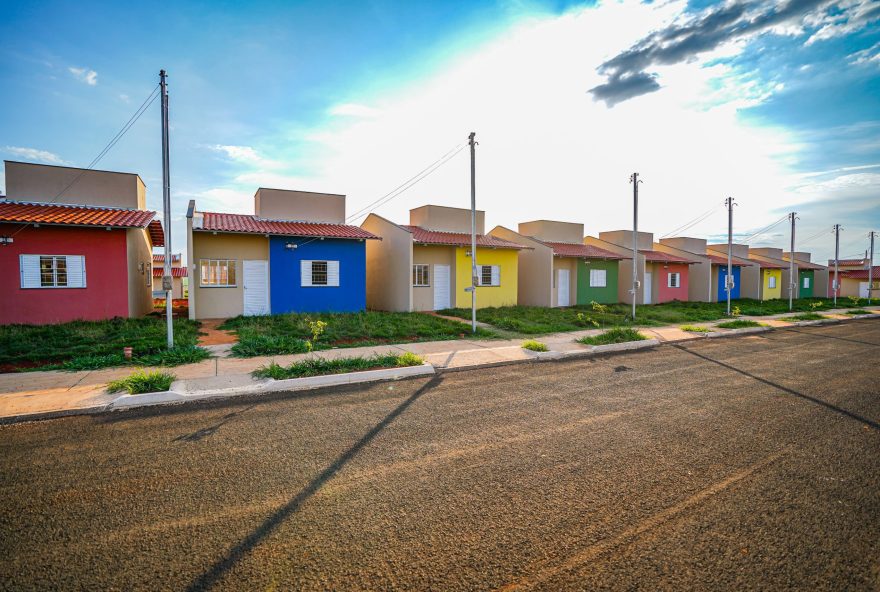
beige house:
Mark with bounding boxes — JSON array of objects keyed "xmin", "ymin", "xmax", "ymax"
[
  {"xmin": 489, "ymin": 220, "xmax": 626, "ymax": 307},
  {"xmin": 826, "ymin": 257, "xmax": 878, "ymax": 299},
  {"xmin": 362, "ymin": 205, "xmax": 526, "ymax": 312},
  {"xmin": 152, "ymin": 253, "xmax": 187, "ymax": 299},
  {"xmin": 655, "ymin": 237, "xmax": 754, "ymax": 303},
  {"xmin": 783, "ymin": 251, "xmax": 828, "ymax": 298}
]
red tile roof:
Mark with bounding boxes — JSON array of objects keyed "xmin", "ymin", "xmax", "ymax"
[
  {"xmin": 640, "ymin": 249, "xmax": 697, "ymax": 264},
  {"xmin": 403, "ymin": 226, "xmax": 527, "ymax": 249},
  {"xmin": 196, "ymin": 212, "xmax": 379, "ymax": 240},
  {"xmin": 748, "ymin": 257, "xmax": 787, "ymax": 269},
  {"xmin": 705, "ymin": 253, "xmax": 753, "ymax": 267},
  {"xmin": 833, "ymin": 258, "xmax": 867, "ymax": 267},
  {"xmin": 786, "ymin": 259, "xmax": 825, "ymax": 270},
  {"xmin": 544, "ymin": 241, "xmax": 626, "ymax": 259},
  {"xmin": 838, "ymin": 266, "xmax": 880, "ymax": 280},
  {"xmin": 148, "ymin": 220, "xmax": 165, "ymax": 247},
  {"xmin": 0, "ymin": 200, "xmax": 156, "ymax": 229},
  {"xmin": 152, "ymin": 253, "xmax": 181, "ymax": 262},
  {"xmin": 153, "ymin": 267, "xmax": 188, "ymax": 277}
]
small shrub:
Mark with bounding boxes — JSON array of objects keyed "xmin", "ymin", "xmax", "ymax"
[
  {"xmin": 809, "ymin": 301, "xmax": 824, "ymax": 312},
  {"xmin": 845, "ymin": 309, "xmax": 870, "ymax": 315},
  {"xmin": 716, "ymin": 319, "xmax": 763, "ymax": 329},
  {"xmin": 731, "ymin": 305, "xmax": 741, "ymax": 317},
  {"xmin": 107, "ymin": 370, "xmax": 176, "ymax": 394},
  {"xmin": 575, "ymin": 312, "xmax": 600, "ymax": 328},
  {"xmin": 521, "ymin": 340, "xmax": 549, "ymax": 352},
  {"xmin": 788, "ymin": 312, "xmax": 826, "ymax": 321},
  {"xmin": 590, "ymin": 301, "xmax": 609, "ymax": 315},
  {"xmin": 680, "ymin": 325, "xmax": 710, "ymax": 333},
  {"xmin": 253, "ymin": 353, "xmax": 422, "ymax": 380},
  {"xmin": 577, "ymin": 327, "xmax": 647, "ymax": 346},
  {"xmin": 396, "ymin": 351, "xmax": 425, "ymax": 366},
  {"xmin": 848, "ymin": 296, "xmax": 862, "ymax": 307}
]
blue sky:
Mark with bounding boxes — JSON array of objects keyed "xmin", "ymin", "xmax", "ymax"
[{"xmin": 1, "ymin": 0, "xmax": 878, "ymax": 264}]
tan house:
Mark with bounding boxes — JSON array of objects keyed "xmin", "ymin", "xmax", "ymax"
[
  {"xmin": 489, "ymin": 220, "xmax": 626, "ymax": 306},
  {"xmin": 826, "ymin": 257, "xmax": 879, "ymax": 299},
  {"xmin": 362, "ymin": 205, "xmax": 526, "ymax": 312},
  {"xmin": 782, "ymin": 251, "xmax": 828, "ymax": 298},
  {"xmin": 655, "ymin": 237, "xmax": 754, "ymax": 302},
  {"xmin": 152, "ymin": 253, "xmax": 187, "ymax": 299}
]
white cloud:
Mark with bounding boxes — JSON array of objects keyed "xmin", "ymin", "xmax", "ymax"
[
  {"xmin": 328, "ymin": 103, "xmax": 383, "ymax": 119},
  {"xmin": 119, "ymin": 93, "xmax": 130, "ymax": 103},
  {"xmin": 3, "ymin": 146, "xmax": 69, "ymax": 165},
  {"xmin": 210, "ymin": 144, "xmax": 282, "ymax": 169},
  {"xmin": 848, "ymin": 41, "xmax": 880, "ymax": 66},
  {"xmin": 68, "ymin": 66, "xmax": 97, "ymax": 86}
]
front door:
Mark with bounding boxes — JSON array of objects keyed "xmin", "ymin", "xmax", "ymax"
[
  {"xmin": 644, "ymin": 271, "xmax": 653, "ymax": 305},
  {"xmin": 243, "ymin": 260, "xmax": 269, "ymax": 316},
  {"xmin": 557, "ymin": 269, "xmax": 570, "ymax": 307},
  {"xmin": 859, "ymin": 282, "xmax": 870, "ymax": 298},
  {"xmin": 433, "ymin": 264, "xmax": 451, "ymax": 310}
]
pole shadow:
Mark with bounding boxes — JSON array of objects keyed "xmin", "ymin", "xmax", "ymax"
[
  {"xmin": 784, "ymin": 327, "xmax": 880, "ymax": 347},
  {"xmin": 671, "ymin": 344, "xmax": 879, "ymax": 431},
  {"xmin": 185, "ymin": 374, "xmax": 443, "ymax": 591}
]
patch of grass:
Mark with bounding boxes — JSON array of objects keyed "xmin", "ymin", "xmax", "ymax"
[
  {"xmin": 252, "ymin": 352, "xmax": 424, "ymax": 380},
  {"xmin": 680, "ymin": 325, "xmax": 710, "ymax": 333},
  {"xmin": 521, "ymin": 340, "xmax": 549, "ymax": 352},
  {"xmin": 0, "ymin": 317, "xmax": 205, "ymax": 372},
  {"xmin": 577, "ymin": 327, "xmax": 647, "ymax": 346},
  {"xmin": 787, "ymin": 312, "xmax": 827, "ymax": 321},
  {"xmin": 844, "ymin": 309, "xmax": 871, "ymax": 315},
  {"xmin": 716, "ymin": 319, "xmax": 763, "ymax": 329},
  {"xmin": 50, "ymin": 346, "xmax": 211, "ymax": 372},
  {"xmin": 223, "ymin": 311, "xmax": 496, "ymax": 357},
  {"xmin": 438, "ymin": 298, "xmax": 840, "ymax": 335},
  {"xmin": 107, "ymin": 370, "xmax": 176, "ymax": 394}
]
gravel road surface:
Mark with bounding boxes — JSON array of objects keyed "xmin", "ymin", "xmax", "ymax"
[{"xmin": 1, "ymin": 320, "xmax": 878, "ymax": 591}]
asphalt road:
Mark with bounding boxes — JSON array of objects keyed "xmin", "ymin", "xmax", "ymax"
[{"xmin": 1, "ymin": 320, "xmax": 879, "ymax": 591}]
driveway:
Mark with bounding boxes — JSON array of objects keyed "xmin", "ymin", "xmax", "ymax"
[{"xmin": 1, "ymin": 320, "xmax": 878, "ymax": 590}]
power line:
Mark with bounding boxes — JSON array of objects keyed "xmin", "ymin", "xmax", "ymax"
[
  {"xmin": 797, "ymin": 227, "xmax": 832, "ymax": 247},
  {"xmin": 659, "ymin": 201, "xmax": 723, "ymax": 239},
  {"xmin": 741, "ymin": 215, "xmax": 789, "ymax": 243}
]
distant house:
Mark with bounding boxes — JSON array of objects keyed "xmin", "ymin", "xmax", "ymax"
[
  {"xmin": 489, "ymin": 220, "xmax": 626, "ymax": 306},
  {"xmin": 186, "ymin": 188, "xmax": 378, "ymax": 319},
  {"xmin": 826, "ymin": 257, "xmax": 879, "ymax": 299},
  {"xmin": 151, "ymin": 253, "xmax": 187, "ymax": 299},
  {"xmin": 783, "ymin": 251, "xmax": 828, "ymax": 298},
  {"xmin": 584, "ymin": 230, "xmax": 697, "ymax": 304},
  {"xmin": 362, "ymin": 205, "xmax": 527, "ymax": 311},
  {"xmin": 0, "ymin": 161, "xmax": 162, "ymax": 325},
  {"xmin": 655, "ymin": 238, "xmax": 754, "ymax": 302},
  {"xmin": 744, "ymin": 248, "xmax": 792, "ymax": 301}
]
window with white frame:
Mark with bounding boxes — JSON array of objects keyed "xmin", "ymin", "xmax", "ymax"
[
  {"xmin": 413, "ymin": 264, "xmax": 430, "ymax": 287},
  {"xmin": 589, "ymin": 268, "xmax": 607, "ymax": 287},
  {"xmin": 667, "ymin": 272, "xmax": 681, "ymax": 288},
  {"xmin": 200, "ymin": 259, "xmax": 236, "ymax": 287},
  {"xmin": 478, "ymin": 265, "xmax": 500, "ymax": 287},
  {"xmin": 301, "ymin": 260, "xmax": 339, "ymax": 287},
  {"xmin": 768, "ymin": 275, "xmax": 777, "ymax": 289},
  {"xmin": 20, "ymin": 255, "xmax": 86, "ymax": 288},
  {"xmin": 803, "ymin": 276, "xmax": 810, "ymax": 288}
]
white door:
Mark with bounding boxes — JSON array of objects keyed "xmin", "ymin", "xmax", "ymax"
[
  {"xmin": 557, "ymin": 269, "xmax": 570, "ymax": 307},
  {"xmin": 644, "ymin": 271, "xmax": 653, "ymax": 305},
  {"xmin": 243, "ymin": 260, "xmax": 269, "ymax": 316},
  {"xmin": 859, "ymin": 282, "xmax": 870, "ymax": 298},
  {"xmin": 433, "ymin": 264, "xmax": 451, "ymax": 310}
]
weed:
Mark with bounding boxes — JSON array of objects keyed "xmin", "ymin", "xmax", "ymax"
[
  {"xmin": 845, "ymin": 309, "xmax": 871, "ymax": 315},
  {"xmin": 716, "ymin": 319, "xmax": 763, "ymax": 329},
  {"xmin": 787, "ymin": 312, "xmax": 826, "ymax": 321},
  {"xmin": 521, "ymin": 340, "xmax": 549, "ymax": 352},
  {"xmin": 680, "ymin": 325, "xmax": 710, "ymax": 333},
  {"xmin": 252, "ymin": 352, "xmax": 423, "ymax": 380},
  {"xmin": 577, "ymin": 327, "xmax": 647, "ymax": 346},
  {"xmin": 107, "ymin": 370, "xmax": 176, "ymax": 394}
]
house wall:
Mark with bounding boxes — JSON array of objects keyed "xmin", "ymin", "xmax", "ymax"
[
  {"xmin": 269, "ymin": 237, "xmax": 366, "ymax": 313},
  {"xmin": 489, "ymin": 226, "xmax": 552, "ymax": 307},
  {"xmin": 599, "ymin": 230, "xmax": 654, "ymax": 251},
  {"xmin": 0, "ymin": 224, "xmax": 129, "ymax": 325},
  {"xmin": 518, "ymin": 220, "xmax": 583, "ymax": 244},
  {"xmin": 762, "ymin": 269, "xmax": 783, "ymax": 300},
  {"xmin": 412, "ymin": 245, "xmax": 457, "ymax": 311},
  {"xmin": 655, "ymin": 238, "xmax": 710, "ymax": 302},
  {"xmin": 254, "ymin": 188, "xmax": 345, "ymax": 223},
  {"xmin": 653, "ymin": 262, "xmax": 690, "ymax": 303},
  {"xmin": 361, "ymin": 214, "xmax": 412, "ymax": 312},
  {"xmin": 4, "ymin": 161, "xmax": 144, "ymax": 209},
  {"xmin": 584, "ymin": 236, "xmax": 642, "ymax": 304},
  {"xmin": 190, "ymin": 233, "xmax": 269, "ymax": 319},
  {"xmin": 716, "ymin": 266, "xmax": 742, "ymax": 301},
  {"xmin": 551, "ymin": 257, "xmax": 578, "ymax": 307},
  {"xmin": 577, "ymin": 259, "xmax": 619, "ymax": 304},
  {"xmin": 126, "ymin": 227, "xmax": 154, "ymax": 318},
  {"xmin": 798, "ymin": 270, "xmax": 814, "ymax": 298},
  {"xmin": 410, "ymin": 205, "xmax": 485, "ymax": 234},
  {"xmin": 814, "ymin": 269, "xmax": 829, "ymax": 297},
  {"xmin": 454, "ymin": 247, "xmax": 518, "ymax": 308},
  {"xmin": 738, "ymin": 264, "xmax": 762, "ymax": 299}
]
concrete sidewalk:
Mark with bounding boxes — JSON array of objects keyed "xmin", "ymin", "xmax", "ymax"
[{"xmin": 1, "ymin": 307, "xmax": 876, "ymax": 420}]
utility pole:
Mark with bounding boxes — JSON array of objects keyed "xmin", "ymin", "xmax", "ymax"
[
  {"xmin": 160, "ymin": 70, "xmax": 174, "ymax": 349},
  {"xmin": 629, "ymin": 173, "xmax": 640, "ymax": 320},
  {"xmin": 469, "ymin": 132, "xmax": 477, "ymax": 334},
  {"xmin": 725, "ymin": 197, "xmax": 735, "ymax": 316},
  {"xmin": 869, "ymin": 231, "xmax": 875, "ymax": 305},
  {"xmin": 833, "ymin": 224, "xmax": 841, "ymax": 306},
  {"xmin": 788, "ymin": 212, "xmax": 796, "ymax": 311}
]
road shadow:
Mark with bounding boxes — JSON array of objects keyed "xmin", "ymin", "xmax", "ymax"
[
  {"xmin": 671, "ymin": 344, "xmax": 879, "ymax": 431},
  {"xmin": 185, "ymin": 374, "xmax": 443, "ymax": 591},
  {"xmin": 173, "ymin": 405, "xmax": 257, "ymax": 442},
  {"xmin": 784, "ymin": 327, "xmax": 880, "ymax": 347}
]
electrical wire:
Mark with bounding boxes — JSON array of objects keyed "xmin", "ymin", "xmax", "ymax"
[
  {"xmin": 741, "ymin": 215, "xmax": 789, "ymax": 243},
  {"xmin": 659, "ymin": 201, "xmax": 723, "ymax": 239}
]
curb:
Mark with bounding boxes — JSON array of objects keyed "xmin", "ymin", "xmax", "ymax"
[
  {"xmin": 0, "ymin": 404, "xmax": 112, "ymax": 426},
  {"xmin": 530, "ymin": 338, "xmax": 661, "ymax": 361},
  {"xmin": 706, "ymin": 326, "xmax": 772, "ymax": 338}
]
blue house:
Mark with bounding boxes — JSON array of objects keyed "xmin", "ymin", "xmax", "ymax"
[{"xmin": 187, "ymin": 188, "xmax": 379, "ymax": 319}]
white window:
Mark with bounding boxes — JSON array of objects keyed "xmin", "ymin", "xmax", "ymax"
[
  {"xmin": 200, "ymin": 259, "xmax": 236, "ymax": 287},
  {"xmin": 301, "ymin": 260, "xmax": 339, "ymax": 287},
  {"xmin": 413, "ymin": 264, "xmax": 430, "ymax": 287},
  {"xmin": 20, "ymin": 255, "xmax": 86, "ymax": 289},
  {"xmin": 768, "ymin": 275, "xmax": 777, "ymax": 289},
  {"xmin": 146, "ymin": 262, "xmax": 152, "ymax": 287},
  {"xmin": 478, "ymin": 265, "xmax": 500, "ymax": 287},
  {"xmin": 803, "ymin": 277, "xmax": 810, "ymax": 288},
  {"xmin": 589, "ymin": 268, "xmax": 607, "ymax": 287},
  {"xmin": 667, "ymin": 272, "xmax": 681, "ymax": 288}
]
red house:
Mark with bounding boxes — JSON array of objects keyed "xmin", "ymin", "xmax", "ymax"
[{"xmin": 0, "ymin": 161, "xmax": 163, "ymax": 325}]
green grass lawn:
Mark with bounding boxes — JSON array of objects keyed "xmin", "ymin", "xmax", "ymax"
[
  {"xmin": 577, "ymin": 327, "xmax": 648, "ymax": 346},
  {"xmin": 221, "ymin": 311, "xmax": 497, "ymax": 357},
  {"xmin": 439, "ymin": 298, "xmax": 838, "ymax": 335},
  {"xmin": 0, "ymin": 318, "xmax": 208, "ymax": 372}
]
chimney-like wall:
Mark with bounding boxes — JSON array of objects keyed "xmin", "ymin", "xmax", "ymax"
[
  {"xmin": 4, "ymin": 160, "xmax": 145, "ymax": 210},
  {"xmin": 254, "ymin": 188, "xmax": 345, "ymax": 223},
  {"xmin": 518, "ymin": 220, "xmax": 584, "ymax": 244},
  {"xmin": 409, "ymin": 205, "xmax": 485, "ymax": 234},
  {"xmin": 599, "ymin": 230, "xmax": 654, "ymax": 251}
]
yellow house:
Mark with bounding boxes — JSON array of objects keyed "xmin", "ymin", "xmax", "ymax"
[
  {"xmin": 748, "ymin": 248, "xmax": 791, "ymax": 301},
  {"xmin": 362, "ymin": 205, "xmax": 526, "ymax": 311}
]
